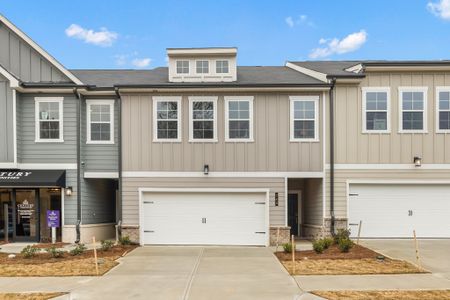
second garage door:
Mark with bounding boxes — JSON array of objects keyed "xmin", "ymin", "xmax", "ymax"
[
  {"xmin": 349, "ymin": 184, "xmax": 450, "ymax": 238},
  {"xmin": 141, "ymin": 191, "xmax": 268, "ymax": 246}
]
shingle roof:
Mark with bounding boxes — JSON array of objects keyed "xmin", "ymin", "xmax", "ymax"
[
  {"xmin": 69, "ymin": 66, "xmax": 326, "ymax": 87},
  {"xmin": 289, "ymin": 61, "xmax": 362, "ymax": 77}
]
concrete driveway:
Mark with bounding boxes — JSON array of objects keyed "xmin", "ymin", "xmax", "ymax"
[
  {"xmin": 67, "ymin": 246, "xmax": 301, "ymax": 300},
  {"xmin": 361, "ymin": 239, "xmax": 450, "ymax": 279}
]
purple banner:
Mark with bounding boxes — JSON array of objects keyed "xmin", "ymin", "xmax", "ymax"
[{"xmin": 47, "ymin": 210, "xmax": 60, "ymax": 228}]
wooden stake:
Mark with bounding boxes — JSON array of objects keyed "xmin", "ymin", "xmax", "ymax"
[
  {"xmin": 413, "ymin": 230, "xmax": 421, "ymax": 269},
  {"xmin": 356, "ymin": 220, "xmax": 362, "ymax": 245},
  {"xmin": 93, "ymin": 236, "xmax": 99, "ymax": 276},
  {"xmin": 291, "ymin": 234, "xmax": 295, "ymax": 274}
]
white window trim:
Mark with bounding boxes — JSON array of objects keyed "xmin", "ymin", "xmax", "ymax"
[
  {"xmin": 436, "ymin": 86, "xmax": 450, "ymax": 133},
  {"xmin": 35, "ymin": 97, "xmax": 64, "ymax": 143},
  {"xmin": 188, "ymin": 96, "xmax": 218, "ymax": 142},
  {"xmin": 195, "ymin": 60, "xmax": 209, "ymax": 74},
  {"xmin": 86, "ymin": 99, "xmax": 115, "ymax": 144},
  {"xmin": 224, "ymin": 96, "xmax": 254, "ymax": 142},
  {"xmin": 152, "ymin": 96, "xmax": 182, "ymax": 142},
  {"xmin": 176, "ymin": 60, "xmax": 190, "ymax": 75},
  {"xmin": 216, "ymin": 60, "xmax": 230, "ymax": 74},
  {"xmin": 289, "ymin": 95, "xmax": 320, "ymax": 142},
  {"xmin": 362, "ymin": 87, "xmax": 391, "ymax": 133},
  {"xmin": 398, "ymin": 86, "xmax": 428, "ymax": 133}
]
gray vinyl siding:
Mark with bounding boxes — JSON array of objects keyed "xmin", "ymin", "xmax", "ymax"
[
  {"xmin": 122, "ymin": 93, "xmax": 324, "ymax": 172},
  {"xmin": 17, "ymin": 93, "xmax": 77, "ymax": 163},
  {"xmin": 0, "ymin": 22, "xmax": 70, "ymax": 82},
  {"xmin": 325, "ymin": 169, "xmax": 450, "ymax": 219},
  {"xmin": 64, "ymin": 169, "xmax": 78, "ymax": 225},
  {"xmin": 0, "ymin": 75, "xmax": 14, "ymax": 162},
  {"xmin": 329, "ymin": 72, "xmax": 450, "ymax": 164},
  {"xmin": 122, "ymin": 177, "xmax": 285, "ymax": 226},
  {"xmin": 81, "ymin": 179, "xmax": 116, "ymax": 224},
  {"xmin": 81, "ymin": 99, "xmax": 119, "ymax": 173}
]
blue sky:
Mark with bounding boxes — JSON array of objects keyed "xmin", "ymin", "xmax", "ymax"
[{"xmin": 1, "ymin": 0, "xmax": 450, "ymax": 69}]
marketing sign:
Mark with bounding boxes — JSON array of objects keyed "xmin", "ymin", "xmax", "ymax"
[{"xmin": 47, "ymin": 210, "xmax": 60, "ymax": 228}]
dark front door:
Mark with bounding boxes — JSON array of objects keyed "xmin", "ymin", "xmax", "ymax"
[
  {"xmin": 14, "ymin": 189, "xmax": 39, "ymax": 242},
  {"xmin": 0, "ymin": 190, "xmax": 13, "ymax": 241},
  {"xmin": 288, "ymin": 193, "xmax": 298, "ymax": 236}
]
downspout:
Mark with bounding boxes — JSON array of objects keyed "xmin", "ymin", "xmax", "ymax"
[
  {"xmin": 114, "ymin": 88, "xmax": 123, "ymax": 233},
  {"xmin": 73, "ymin": 88, "xmax": 82, "ymax": 243},
  {"xmin": 329, "ymin": 78, "xmax": 336, "ymax": 236}
]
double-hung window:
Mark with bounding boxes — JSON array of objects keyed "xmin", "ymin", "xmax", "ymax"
[
  {"xmin": 176, "ymin": 60, "xmax": 189, "ymax": 74},
  {"xmin": 87, "ymin": 100, "xmax": 114, "ymax": 144},
  {"xmin": 153, "ymin": 96, "xmax": 181, "ymax": 142},
  {"xmin": 290, "ymin": 96, "xmax": 319, "ymax": 141},
  {"xmin": 399, "ymin": 87, "xmax": 427, "ymax": 133},
  {"xmin": 196, "ymin": 60, "xmax": 209, "ymax": 74},
  {"xmin": 437, "ymin": 87, "xmax": 450, "ymax": 132},
  {"xmin": 35, "ymin": 97, "xmax": 63, "ymax": 142},
  {"xmin": 189, "ymin": 96, "xmax": 217, "ymax": 142},
  {"xmin": 225, "ymin": 96, "xmax": 253, "ymax": 141},
  {"xmin": 216, "ymin": 60, "xmax": 229, "ymax": 73},
  {"xmin": 362, "ymin": 87, "xmax": 390, "ymax": 133}
]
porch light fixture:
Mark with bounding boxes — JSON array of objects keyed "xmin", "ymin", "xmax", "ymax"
[
  {"xmin": 414, "ymin": 156, "xmax": 422, "ymax": 167},
  {"xmin": 65, "ymin": 186, "xmax": 73, "ymax": 196},
  {"xmin": 203, "ymin": 164, "xmax": 209, "ymax": 175}
]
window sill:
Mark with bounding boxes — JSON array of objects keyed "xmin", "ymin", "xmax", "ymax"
[
  {"xmin": 362, "ymin": 130, "xmax": 391, "ymax": 134},
  {"xmin": 35, "ymin": 139, "xmax": 64, "ymax": 143},
  {"xmin": 289, "ymin": 139, "xmax": 320, "ymax": 143},
  {"xmin": 152, "ymin": 139, "xmax": 182, "ymax": 143},
  {"xmin": 225, "ymin": 139, "xmax": 255, "ymax": 143},
  {"xmin": 86, "ymin": 141, "xmax": 115, "ymax": 145},
  {"xmin": 188, "ymin": 139, "xmax": 218, "ymax": 143},
  {"xmin": 398, "ymin": 130, "xmax": 428, "ymax": 134}
]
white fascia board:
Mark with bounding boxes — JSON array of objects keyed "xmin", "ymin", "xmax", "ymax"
[
  {"xmin": 0, "ymin": 14, "xmax": 83, "ymax": 85},
  {"xmin": 326, "ymin": 164, "xmax": 450, "ymax": 170},
  {"xmin": 0, "ymin": 64, "xmax": 20, "ymax": 88},
  {"xmin": 285, "ymin": 62, "xmax": 328, "ymax": 83},
  {"xmin": 345, "ymin": 63, "xmax": 363, "ymax": 73},
  {"xmin": 84, "ymin": 172, "xmax": 119, "ymax": 179}
]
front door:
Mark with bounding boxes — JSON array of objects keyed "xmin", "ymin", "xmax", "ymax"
[
  {"xmin": 288, "ymin": 193, "xmax": 298, "ymax": 236},
  {"xmin": 0, "ymin": 190, "xmax": 13, "ymax": 241},
  {"xmin": 14, "ymin": 189, "xmax": 39, "ymax": 242}
]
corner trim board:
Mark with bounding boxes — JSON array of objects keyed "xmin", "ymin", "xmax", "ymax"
[{"xmin": 122, "ymin": 171, "xmax": 325, "ymax": 178}]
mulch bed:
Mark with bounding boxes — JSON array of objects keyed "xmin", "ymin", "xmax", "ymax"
[
  {"xmin": 31, "ymin": 242, "xmax": 70, "ymax": 249},
  {"xmin": 0, "ymin": 245, "xmax": 138, "ymax": 265},
  {"xmin": 275, "ymin": 244, "xmax": 381, "ymax": 261},
  {"xmin": 0, "ymin": 292, "xmax": 66, "ymax": 300},
  {"xmin": 313, "ymin": 290, "xmax": 450, "ymax": 300}
]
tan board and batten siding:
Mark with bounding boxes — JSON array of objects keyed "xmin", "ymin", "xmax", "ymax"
[
  {"xmin": 122, "ymin": 93, "xmax": 323, "ymax": 172},
  {"xmin": 329, "ymin": 72, "xmax": 450, "ymax": 164},
  {"xmin": 325, "ymin": 71, "xmax": 450, "ymax": 219}
]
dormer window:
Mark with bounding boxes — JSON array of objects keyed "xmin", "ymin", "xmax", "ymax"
[
  {"xmin": 196, "ymin": 60, "xmax": 209, "ymax": 74},
  {"xmin": 216, "ymin": 60, "xmax": 229, "ymax": 73},
  {"xmin": 176, "ymin": 60, "xmax": 189, "ymax": 74}
]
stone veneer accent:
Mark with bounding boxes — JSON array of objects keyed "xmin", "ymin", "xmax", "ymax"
[
  {"xmin": 269, "ymin": 226, "xmax": 291, "ymax": 246},
  {"xmin": 323, "ymin": 218, "xmax": 348, "ymax": 236},
  {"xmin": 121, "ymin": 225, "xmax": 140, "ymax": 244}
]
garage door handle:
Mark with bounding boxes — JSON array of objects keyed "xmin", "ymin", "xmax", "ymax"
[
  {"xmin": 349, "ymin": 193, "xmax": 359, "ymax": 196},
  {"xmin": 255, "ymin": 232, "xmax": 266, "ymax": 234},
  {"xmin": 143, "ymin": 201, "xmax": 154, "ymax": 204},
  {"xmin": 349, "ymin": 223, "xmax": 359, "ymax": 226},
  {"xmin": 254, "ymin": 202, "xmax": 265, "ymax": 205},
  {"xmin": 144, "ymin": 230, "xmax": 154, "ymax": 233}
]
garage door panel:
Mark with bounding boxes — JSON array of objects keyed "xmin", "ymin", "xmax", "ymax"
[
  {"xmin": 349, "ymin": 184, "xmax": 450, "ymax": 238},
  {"xmin": 141, "ymin": 191, "xmax": 267, "ymax": 246}
]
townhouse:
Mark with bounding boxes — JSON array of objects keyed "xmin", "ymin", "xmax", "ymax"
[{"xmin": 0, "ymin": 14, "xmax": 448, "ymax": 245}]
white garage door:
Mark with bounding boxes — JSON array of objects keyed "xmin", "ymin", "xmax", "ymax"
[
  {"xmin": 141, "ymin": 191, "xmax": 268, "ymax": 246},
  {"xmin": 349, "ymin": 184, "xmax": 450, "ymax": 238}
]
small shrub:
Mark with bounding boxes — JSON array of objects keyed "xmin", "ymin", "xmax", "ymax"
[
  {"xmin": 337, "ymin": 238, "xmax": 354, "ymax": 253},
  {"xmin": 46, "ymin": 246, "xmax": 64, "ymax": 258},
  {"xmin": 119, "ymin": 235, "xmax": 132, "ymax": 246},
  {"xmin": 282, "ymin": 242, "xmax": 293, "ymax": 253},
  {"xmin": 21, "ymin": 245, "xmax": 39, "ymax": 258},
  {"xmin": 334, "ymin": 228, "xmax": 351, "ymax": 244},
  {"xmin": 312, "ymin": 239, "xmax": 325, "ymax": 254},
  {"xmin": 101, "ymin": 240, "xmax": 114, "ymax": 251},
  {"xmin": 70, "ymin": 243, "xmax": 87, "ymax": 256},
  {"xmin": 322, "ymin": 237, "xmax": 333, "ymax": 249}
]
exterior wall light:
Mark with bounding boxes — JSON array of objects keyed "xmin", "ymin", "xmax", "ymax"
[
  {"xmin": 414, "ymin": 156, "xmax": 422, "ymax": 167},
  {"xmin": 65, "ymin": 186, "xmax": 73, "ymax": 196},
  {"xmin": 204, "ymin": 164, "xmax": 209, "ymax": 175}
]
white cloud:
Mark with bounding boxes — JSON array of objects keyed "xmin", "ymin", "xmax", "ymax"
[
  {"xmin": 285, "ymin": 14, "xmax": 314, "ymax": 28},
  {"xmin": 65, "ymin": 24, "xmax": 118, "ymax": 47},
  {"xmin": 285, "ymin": 16, "xmax": 295, "ymax": 28},
  {"xmin": 427, "ymin": 0, "xmax": 450, "ymax": 20},
  {"xmin": 132, "ymin": 58, "xmax": 152, "ymax": 68},
  {"xmin": 114, "ymin": 54, "xmax": 128, "ymax": 66},
  {"xmin": 309, "ymin": 30, "xmax": 367, "ymax": 59}
]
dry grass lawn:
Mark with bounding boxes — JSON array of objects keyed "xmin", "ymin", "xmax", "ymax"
[
  {"xmin": 0, "ymin": 293, "xmax": 65, "ymax": 300},
  {"xmin": 282, "ymin": 258, "xmax": 425, "ymax": 275},
  {"xmin": 313, "ymin": 290, "xmax": 450, "ymax": 300}
]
